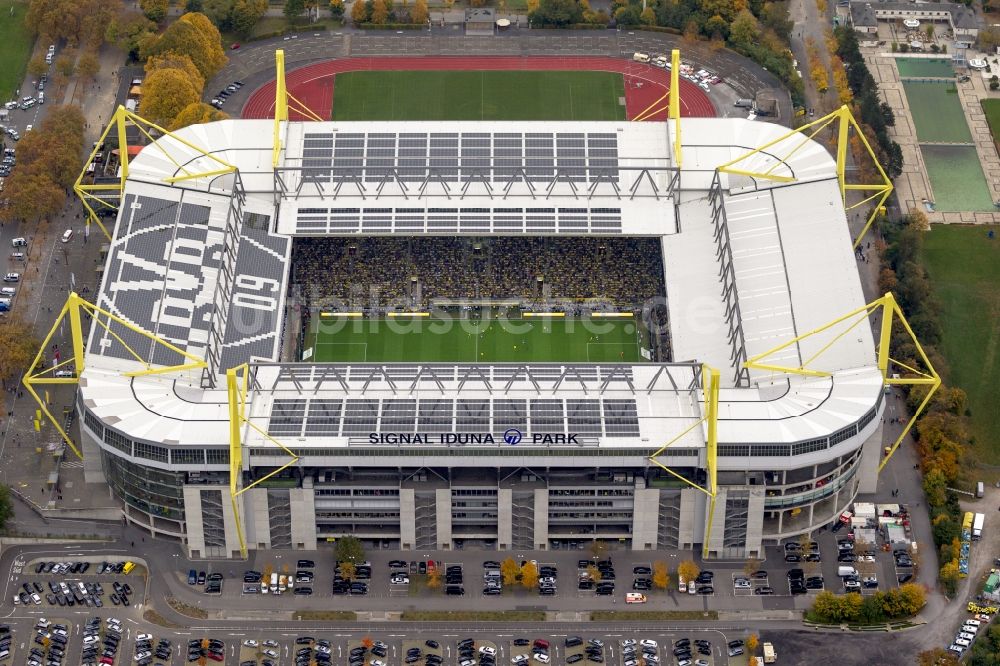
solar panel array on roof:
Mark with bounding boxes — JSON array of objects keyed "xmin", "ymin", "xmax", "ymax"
[
  {"xmin": 266, "ymin": 396, "xmax": 641, "ymax": 439},
  {"xmin": 295, "ymin": 206, "xmax": 622, "ymax": 234},
  {"xmin": 300, "ymin": 131, "xmax": 620, "ymax": 184}
]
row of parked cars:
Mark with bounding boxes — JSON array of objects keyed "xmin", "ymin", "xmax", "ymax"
[
  {"xmin": 210, "ymin": 80, "xmax": 244, "ymax": 109},
  {"xmin": 350, "ymin": 640, "xmax": 389, "ymax": 666},
  {"xmin": 950, "ymin": 617, "xmax": 986, "ymax": 656},
  {"xmin": 134, "ymin": 633, "xmax": 172, "ymax": 665},
  {"xmin": 80, "ymin": 616, "xmax": 121, "ymax": 666},
  {"xmin": 187, "ymin": 638, "xmax": 225, "ymax": 662}
]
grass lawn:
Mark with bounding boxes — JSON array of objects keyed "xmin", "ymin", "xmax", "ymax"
[
  {"xmin": 982, "ymin": 99, "xmax": 1000, "ymax": 146},
  {"xmin": 0, "ymin": 3, "xmax": 33, "ymax": 102},
  {"xmin": 332, "ymin": 70, "xmax": 626, "ymax": 121},
  {"xmin": 922, "ymin": 225, "xmax": 1000, "ymax": 463},
  {"xmin": 305, "ymin": 316, "xmax": 641, "ymax": 363}
]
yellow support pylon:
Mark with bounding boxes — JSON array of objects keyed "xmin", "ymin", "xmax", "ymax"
[
  {"xmin": 716, "ymin": 105, "xmax": 893, "ymax": 249},
  {"xmin": 74, "ymin": 106, "xmax": 239, "ymax": 241},
  {"xmin": 670, "ymin": 49, "xmax": 682, "ymax": 169},
  {"xmin": 647, "ymin": 364, "xmax": 719, "ymax": 559},
  {"xmin": 742, "ymin": 292, "xmax": 940, "ymax": 473},
  {"xmin": 22, "ymin": 292, "xmax": 208, "ymax": 458},
  {"xmin": 272, "ymin": 50, "xmax": 324, "ymax": 169},
  {"xmin": 227, "ymin": 363, "xmax": 300, "ymax": 559}
]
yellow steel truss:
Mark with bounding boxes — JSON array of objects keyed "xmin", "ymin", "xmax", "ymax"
[
  {"xmin": 716, "ymin": 105, "xmax": 892, "ymax": 249},
  {"xmin": 227, "ymin": 363, "xmax": 300, "ymax": 559},
  {"xmin": 272, "ymin": 50, "xmax": 324, "ymax": 168},
  {"xmin": 74, "ymin": 106, "xmax": 239, "ymax": 241},
  {"xmin": 22, "ymin": 292, "xmax": 207, "ymax": 458},
  {"xmin": 669, "ymin": 49, "xmax": 682, "ymax": 169},
  {"xmin": 647, "ymin": 365, "xmax": 719, "ymax": 558},
  {"xmin": 743, "ymin": 292, "xmax": 940, "ymax": 473}
]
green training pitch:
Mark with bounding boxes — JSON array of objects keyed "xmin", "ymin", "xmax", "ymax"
[
  {"xmin": 0, "ymin": 4, "xmax": 32, "ymax": 102},
  {"xmin": 331, "ymin": 71, "xmax": 627, "ymax": 121},
  {"xmin": 922, "ymin": 225, "xmax": 1000, "ymax": 463},
  {"xmin": 305, "ymin": 317, "xmax": 641, "ymax": 363}
]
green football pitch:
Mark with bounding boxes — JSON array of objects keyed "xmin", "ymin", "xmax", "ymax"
[
  {"xmin": 305, "ymin": 317, "xmax": 641, "ymax": 363},
  {"xmin": 331, "ymin": 71, "xmax": 627, "ymax": 121}
]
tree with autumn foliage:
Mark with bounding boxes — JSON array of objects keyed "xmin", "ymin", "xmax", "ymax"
[
  {"xmin": 141, "ymin": 12, "xmax": 227, "ymax": 82},
  {"xmin": 171, "ymin": 103, "xmax": 229, "ymax": 130},
  {"xmin": 0, "ymin": 318, "xmax": 41, "ymax": 389},
  {"xmin": 140, "ymin": 67, "xmax": 202, "ymax": 127},
  {"xmin": 410, "ymin": 0, "xmax": 428, "ymax": 23}
]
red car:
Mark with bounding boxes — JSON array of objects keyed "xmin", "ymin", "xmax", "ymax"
[{"xmin": 230, "ymin": 42, "xmax": 240, "ymax": 50}]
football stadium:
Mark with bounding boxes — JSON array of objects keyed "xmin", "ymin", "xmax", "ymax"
[{"xmin": 53, "ymin": 52, "xmax": 919, "ymax": 559}]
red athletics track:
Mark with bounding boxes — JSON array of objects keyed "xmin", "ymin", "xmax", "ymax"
[{"xmin": 241, "ymin": 56, "xmax": 716, "ymax": 122}]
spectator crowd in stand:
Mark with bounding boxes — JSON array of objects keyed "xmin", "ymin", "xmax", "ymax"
[{"xmin": 291, "ymin": 237, "xmax": 667, "ymax": 310}]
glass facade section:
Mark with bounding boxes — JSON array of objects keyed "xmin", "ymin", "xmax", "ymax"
[{"xmin": 101, "ymin": 450, "xmax": 186, "ymax": 521}]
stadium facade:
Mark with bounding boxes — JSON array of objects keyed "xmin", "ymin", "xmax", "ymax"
[{"xmin": 76, "ymin": 115, "xmax": 886, "ymax": 559}]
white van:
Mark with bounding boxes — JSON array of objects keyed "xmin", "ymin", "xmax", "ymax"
[
  {"xmin": 625, "ymin": 592, "xmax": 647, "ymax": 604},
  {"xmin": 37, "ymin": 92, "xmax": 44, "ymax": 104},
  {"xmin": 269, "ymin": 572, "xmax": 278, "ymax": 593},
  {"xmin": 632, "ymin": 52, "xmax": 650, "ymax": 63},
  {"xmin": 837, "ymin": 566, "xmax": 858, "ymax": 578},
  {"xmin": 61, "ymin": 229, "xmax": 73, "ymax": 243}
]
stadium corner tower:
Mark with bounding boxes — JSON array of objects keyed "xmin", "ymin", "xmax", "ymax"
[{"xmin": 76, "ymin": 112, "xmax": 885, "ymax": 560}]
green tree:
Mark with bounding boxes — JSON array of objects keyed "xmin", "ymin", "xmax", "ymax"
[
  {"xmin": 330, "ymin": 0, "xmax": 345, "ymax": 17},
  {"xmin": 529, "ymin": 0, "xmax": 582, "ymax": 26},
  {"xmin": 729, "ymin": 8, "xmax": 759, "ymax": 46},
  {"xmin": 284, "ymin": 0, "xmax": 306, "ymax": 19},
  {"xmin": 0, "ymin": 485, "xmax": 13, "ymax": 530},
  {"xmin": 184, "ymin": 0, "xmax": 206, "ymax": 11},
  {"xmin": 142, "ymin": 12, "xmax": 228, "ymax": 81},
  {"xmin": 140, "ymin": 0, "xmax": 170, "ymax": 21},
  {"xmin": 231, "ymin": 0, "xmax": 268, "ymax": 38},
  {"xmin": 202, "ymin": 0, "xmax": 236, "ymax": 28},
  {"xmin": 938, "ymin": 559, "xmax": 961, "ymax": 596},
  {"xmin": 105, "ymin": 11, "xmax": 156, "ymax": 60},
  {"xmin": 639, "ymin": 6, "xmax": 655, "ymax": 24},
  {"xmin": 335, "ymin": 535, "xmax": 365, "ymax": 563}
]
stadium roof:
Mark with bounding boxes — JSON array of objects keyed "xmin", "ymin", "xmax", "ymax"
[{"xmin": 81, "ymin": 116, "xmax": 882, "ymax": 459}]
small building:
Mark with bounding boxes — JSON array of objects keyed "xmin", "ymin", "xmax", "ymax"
[
  {"xmin": 983, "ymin": 571, "xmax": 1000, "ymax": 603},
  {"xmin": 465, "ymin": 7, "xmax": 495, "ymax": 36},
  {"xmin": 849, "ymin": 1, "xmax": 979, "ymax": 40},
  {"xmin": 885, "ymin": 523, "xmax": 908, "ymax": 546}
]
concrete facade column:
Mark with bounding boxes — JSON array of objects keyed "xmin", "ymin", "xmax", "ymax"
[
  {"xmin": 677, "ymin": 488, "xmax": 699, "ymax": 550},
  {"xmin": 745, "ymin": 487, "xmax": 766, "ymax": 558},
  {"xmin": 631, "ymin": 488, "xmax": 660, "ymax": 550},
  {"xmin": 289, "ymin": 488, "xmax": 317, "ymax": 550},
  {"xmin": 220, "ymin": 488, "xmax": 244, "ymax": 559},
  {"xmin": 858, "ymin": 423, "xmax": 884, "ymax": 493},
  {"xmin": 80, "ymin": 429, "xmax": 106, "ymax": 484},
  {"xmin": 532, "ymin": 488, "xmax": 548, "ymax": 550},
  {"xmin": 399, "ymin": 488, "xmax": 416, "ymax": 550},
  {"xmin": 497, "ymin": 487, "xmax": 513, "ymax": 550},
  {"xmin": 245, "ymin": 488, "xmax": 271, "ymax": 550},
  {"xmin": 435, "ymin": 488, "xmax": 452, "ymax": 550},
  {"xmin": 182, "ymin": 486, "xmax": 205, "ymax": 559}
]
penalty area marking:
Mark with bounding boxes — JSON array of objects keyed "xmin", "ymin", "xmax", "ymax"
[{"xmin": 313, "ymin": 341, "xmax": 368, "ymax": 362}]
